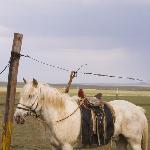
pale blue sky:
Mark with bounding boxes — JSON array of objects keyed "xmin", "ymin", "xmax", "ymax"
[{"xmin": 0, "ymin": 0, "xmax": 150, "ymax": 83}]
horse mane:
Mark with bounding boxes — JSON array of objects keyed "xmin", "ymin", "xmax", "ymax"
[{"xmin": 40, "ymin": 83, "xmax": 71, "ymax": 111}]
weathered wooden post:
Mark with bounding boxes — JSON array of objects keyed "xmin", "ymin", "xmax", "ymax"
[
  {"xmin": 116, "ymin": 88, "xmax": 119, "ymax": 100},
  {"xmin": 65, "ymin": 71, "xmax": 76, "ymax": 93},
  {"xmin": 1, "ymin": 33, "xmax": 23, "ymax": 150}
]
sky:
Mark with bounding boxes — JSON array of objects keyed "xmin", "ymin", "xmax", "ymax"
[{"xmin": 0, "ymin": 0, "xmax": 150, "ymax": 84}]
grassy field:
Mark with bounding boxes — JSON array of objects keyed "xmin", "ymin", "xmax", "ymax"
[{"xmin": 0, "ymin": 87, "xmax": 150, "ymax": 149}]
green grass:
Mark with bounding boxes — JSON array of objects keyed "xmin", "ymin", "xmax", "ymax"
[
  {"xmin": 68, "ymin": 88, "xmax": 150, "ymax": 96},
  {"xmin": 65, "ymin": 88, "xmax": 150, "ymax": 105},
  {"xmin": 0, "ymin": 87, "xmax": 150, "ymax": 149},
  {"xmin": 1, "ymin": 88, "xmax": 150, "ymax": 105}
]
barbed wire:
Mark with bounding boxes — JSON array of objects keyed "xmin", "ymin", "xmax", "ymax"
[
  {"xmin": 20, "ymin": 54, "xmax": 70, "ymax": 72},
  {"xmin": 83, "ymin": 72, "xmax": 144, "ymax": 82},
  {"xmin": 0, "ymin": 52, "xmax": 146, "ymax": 83},
  {"xmin": 76, "ymin": 64, "xmax": 87, "ymax": 72},
  {"xmin": 0, "ymin": 62, "xmax": 10, "ymax": 76},
  {"xmin": 20, "ymin": 53, "xmax": 145, "ymax": 83}
]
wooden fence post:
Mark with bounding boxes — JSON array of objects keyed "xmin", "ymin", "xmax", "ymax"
[
  {"xmin": 1, "ymin": 33, "xmax": 23, "ymax": 150},
  {"xmin": 65, "ymin": 71, "xmax": 76, "ymax": 93},
  {"xmin": 116, "ymin": 88, "xmax": 119, "ymax": 100}
]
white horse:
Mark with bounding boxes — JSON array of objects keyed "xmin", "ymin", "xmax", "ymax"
[{"xmin": 14, "ymin": 79, "xmax": 148, "ymax": 150}]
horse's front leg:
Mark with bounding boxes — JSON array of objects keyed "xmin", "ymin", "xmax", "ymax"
[
  {"xmin": 46, "ymin": 123, "xmax": 73, "ymax": 150},
  {"xmin": 50, "ymin": 136, "xmax": 73, "ymax": 150},
  {"xmin": 62, "ymin": 143, "xmax": 73, "ymax": 150},
  {"xmin": 48, "ymin": 131, "xmax": 63, "ymax": 150},
  {"xmin": 49, "ymin": 134, "xmax": 73, "ymax": 150},
  {"xmin": 50, "ymin": 140, "xmax": 73, "ymax": 150}
]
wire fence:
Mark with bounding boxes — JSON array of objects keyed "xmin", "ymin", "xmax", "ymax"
[
  {"xmin": 0, "ymin": 52, "xmax": 146, "ymax": 83},
  {"xmin": 0, "ymin": 63, "xmax": 10, "ymax": 76}
]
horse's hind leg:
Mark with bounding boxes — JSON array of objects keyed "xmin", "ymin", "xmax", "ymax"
[
  {"xmin": 127, "ymin": 133, "xmax": 143, "ymax": 150},
  {"xmin": 128, "ymin": 139, "xmax": 142, "ymax": 150},
  {"xmin": 115, "ymin": 135, "xmax": 128, "ymax": 150}
]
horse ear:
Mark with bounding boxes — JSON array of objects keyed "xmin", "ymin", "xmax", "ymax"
[
  {"xmin": 23, "ymin": 78, "xmax": 27, "ymax": 84},
  {"xmin": 33, "ymin": 78, "xmax": 38, "ymax": 87}
]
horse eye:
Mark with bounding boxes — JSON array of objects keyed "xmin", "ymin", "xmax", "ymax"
[{"xmin": 28, "ymin": 95, "xmax": 32, "ymax": 99}]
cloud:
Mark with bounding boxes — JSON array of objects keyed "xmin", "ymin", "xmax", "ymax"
[
  {"xmin": 21, "ymin": 36, "xmax": 122, "ymax": 52},
  {"xmin": 1, "ymin": 0, "xmax": 150, "ymax": 39},
  {"xmin": 0, "ymin": 25, "xmax": 12, "ymax": 36},
  {"xmin": 0, "ymin": 0, "xmax": 150, "ymax": 83}
]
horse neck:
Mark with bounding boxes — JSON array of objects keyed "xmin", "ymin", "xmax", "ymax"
[
  {"xmin": 40, "ymin": 86, "xmax": 73, "ymax": 123},
  {"xmin": 39, "ymin": 85, "xmax": 78, "ymax": 122}
]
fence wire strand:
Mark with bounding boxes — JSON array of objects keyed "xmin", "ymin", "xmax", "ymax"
[
  {"xmin": 20, "ymin": 54, "xmax": 70, "ymax": 72},
  {"xmin": 0, "ymin": 52, "xmax": 145, "ymax": 83},
  {"xmin": 0, "ymin": 63, "xmax": 10, "ymax": 76},
  {"xmin": 20, "ymin": 53, "xmax": 145, "ymax": 82},
  {"xmin": 83, "ymin": 72, "xmax": 144, "ymax": 82}
]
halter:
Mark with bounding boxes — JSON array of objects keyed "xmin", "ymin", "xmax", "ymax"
[{"xmin": 17, "ymin": 96, "xmax": 40, "ymax": 118}]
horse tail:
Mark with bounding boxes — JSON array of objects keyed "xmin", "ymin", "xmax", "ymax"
[{"xmin": 141, "ymin": 117, "xmax": 148, "ymax": 150}]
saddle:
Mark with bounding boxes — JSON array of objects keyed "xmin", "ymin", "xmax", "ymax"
[{"xmin": 80, "ymin": 98, "xmax": 115, "ymax": 147}]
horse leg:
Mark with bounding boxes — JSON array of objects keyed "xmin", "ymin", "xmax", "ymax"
[
  {"xmin": 62, "ymin": 143, "xmax": 73, "ymax": 150},
  {"xmin": 49, "ymin": 135, "xmax": 63, "ymax": 150},
  {"xmin": 49, "ymin": 136, "xmax": 73, "ymax": 150},
  {"xmin": 42, "ymin": 121, "xmax": 72, "ymax": 150},
  {"xmin": 48, "ymin": 129, "xmax": 73, "ymax": 150},
  {"xmin": 128, "ymin": 139, "xmax": 142, "ymax": 150},
  {"xmin": 115, "ymin": 135, "xmax": 128, "ymax": 150}
]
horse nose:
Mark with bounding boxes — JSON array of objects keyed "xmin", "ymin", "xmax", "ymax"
[
  {"xmin": 20, "ymin": 117, "xmax": 25, "ymax": 124},
  {"xmin": 14, "ymin": 115, "xmax": 21, "ymax": 124},
  {"xmin": 14, "ymin": 115, "xmax": 25, "ymax": 124}
]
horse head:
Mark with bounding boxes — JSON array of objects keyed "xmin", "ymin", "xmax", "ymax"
[{"xmin": 14, "ymin": 78, "xmax": 42, "ymax": 124}]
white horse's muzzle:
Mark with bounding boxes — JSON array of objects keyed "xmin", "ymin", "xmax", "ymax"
[{"xmin": 14, "ymin": 115, "xmax": 25, "ymax": 124}]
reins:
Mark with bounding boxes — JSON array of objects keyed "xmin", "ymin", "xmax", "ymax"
[{"xmin": 56, "ymin": 99, "xmax": 85, "ymax": 123}]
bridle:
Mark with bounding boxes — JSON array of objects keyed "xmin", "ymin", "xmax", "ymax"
[{"xmin": 17, "ymin": 96, "xmax": 40, "ymax": 118}]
